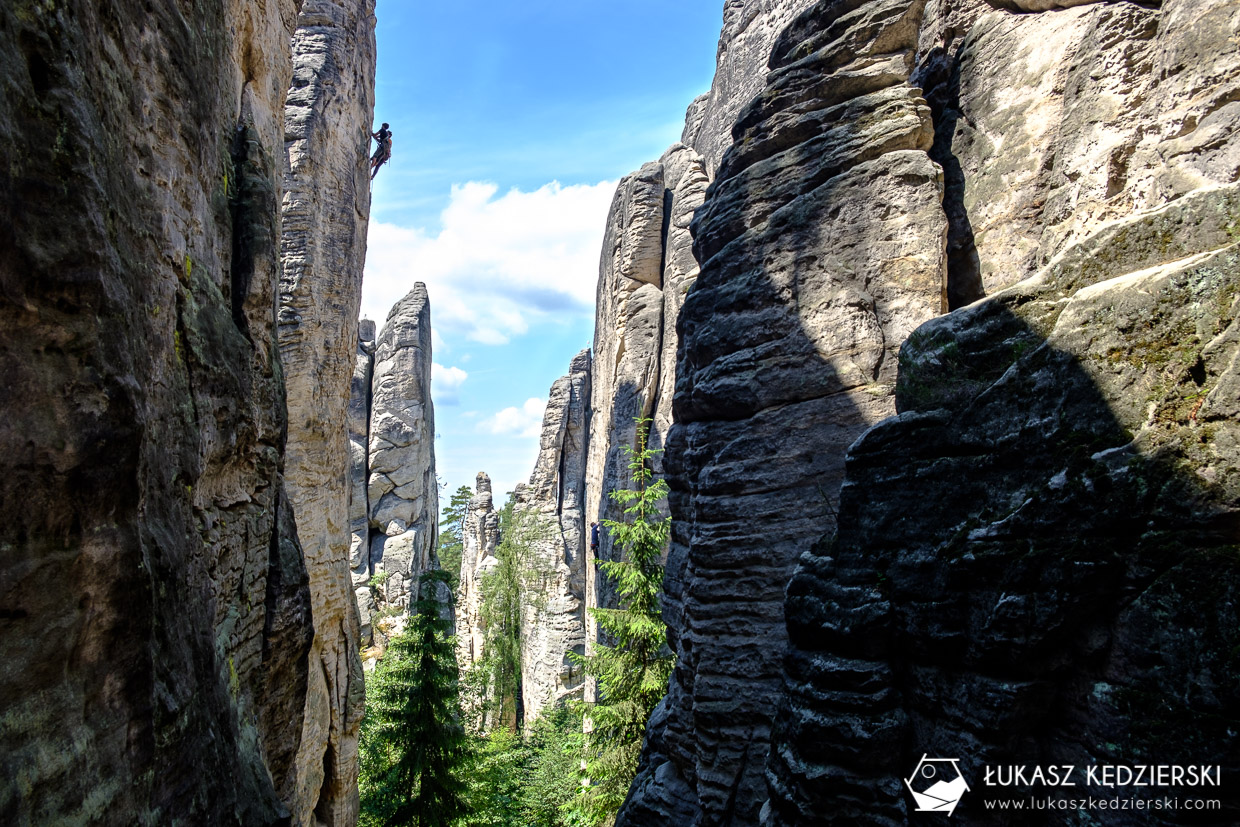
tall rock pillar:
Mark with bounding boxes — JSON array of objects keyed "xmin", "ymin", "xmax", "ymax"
[
  {"xmin": 365, "ymin": 284, "xmax": 439, "ymax": 633},
  {"xmin": 278, "ymin": 1, "xmax": 377, "ymax": 822},
  {"xmin": 622, "ymin": 0, "xmax": 947, "ymax": 822},
  {"xmin": 350, "ymin": 320, "xmax": 376, "ymax": 647},
  {"xmin": 765, "ymin": 0, "xmax": 1240, "ymax": 820},
  {"xmin": 457, "ymin": 472, "xmax": 501, "ymax": 673},
  {"xmin": 517, "ymin": 350, "xmax": 593, "ymax": 722},
  {"xmin": 583, "ymin": 146, "xmax": 708, "ymax": 682}
]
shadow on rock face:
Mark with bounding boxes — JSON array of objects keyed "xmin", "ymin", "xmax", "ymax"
[
  {"xmin": 621, "ymin": 69, "xmax": 947, "ymax": 826},
  {"xmin": 765, "ymin": 183, "xmax": 1240, "ymax": 826}
]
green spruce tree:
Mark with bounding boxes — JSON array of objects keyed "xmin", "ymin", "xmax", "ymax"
[
  {"xmin": 360, "ymin": 569, "xmax": 471, "ymax": 827},
  {"xmin": 437, "ymin": 484, "xmax": 473, "ymax": 593},
  {"xmin": 571, "ymin": 418, "xmax": 675, "ymax": 825}
]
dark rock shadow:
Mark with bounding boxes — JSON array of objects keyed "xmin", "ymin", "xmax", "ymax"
[
  {"xmin": 619, "ymin": 118, "xmax": 934, "ymax": 827},
  {"xmin": 765, "ymin": 207, "xmax": 1240, "ymax": 825},
  {"xmin": 917, "ymin": 43, "xmax": 985, "ymax": 310}
]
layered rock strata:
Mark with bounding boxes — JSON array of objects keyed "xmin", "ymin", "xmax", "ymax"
[
  {"xmin": 683, "ymin": 0, "xmax": 821, "ymax": 174},
  {"xmin": 579, "ymin": 5, "xmax": 824, "ymax": 727},
  {"xmin": 767, "ymin": 179, "xmax": 1240, "ymax": 827},
  {"xmin": 0, "ymin": 0, "xmax": 312, "ymax": 822},
  {"xmin": 277, "ymin": 1, "xmax": 376, "ymax": 821},
  {"xmin": 622, "ymin": 0, "xmax": 947, "ymax": 822},
  {"xmin": 457, "ymin": 472, "xmax": 501, "ymax": 673},
  {"xmin": 584, "ymin": 145, "xmax": 710, "ymax": 681},
  {"xmin": 766, "ymin": 0, "xmax": 1240, "ymax": 821},
  {"xmin": 517, "ymin": 351, "xmax": 593, "ymax": 722},
  {"xmin": 363, "ymin": 284, "xmax": 439, "ymax": 639}
]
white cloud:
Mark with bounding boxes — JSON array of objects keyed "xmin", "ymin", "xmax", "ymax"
[
  {"xmin": 480, "ymin": 397, "xmax": 547, "ymax": 438},
  {"xmin": 432, "ymin": 362, "xmax": 468, "ymax": 406},
  {"xmin": 362, "ymin": 180, "xmax": 616, "ymax": 345}
]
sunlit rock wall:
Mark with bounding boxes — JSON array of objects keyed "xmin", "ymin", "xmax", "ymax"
[
  {"xmin": 622, "ymin": 2, "xmax": 947, "ymax": 822},
  {"xmin": 517, "ymin": 350, "xmax": 593, "ymax": 723},
  {"xmin": 278, "ymin": 0, "xmax": 376, "ymax": 821},
  {"xmin": 457, "ymin": 472, "xmax": 501, "ymax": 674},
  {"xmin": 683, "ymin": 0, "xmax": 823, "ymax": 174},
  {"xmin": 766, "ymin": 0, "xmax": 1240, "ymax": 822},
  {"xmin": 350, "ymin": 319, "xmax": 377, "ymax": 648},
  {"xmin": 364, "ymin": 284, "xmax": 438, "ymax": 643}
]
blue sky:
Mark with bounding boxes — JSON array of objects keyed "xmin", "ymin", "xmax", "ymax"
[{"xmin": 363, "ymin": 0, "xmax": 724, "ymax": 502}]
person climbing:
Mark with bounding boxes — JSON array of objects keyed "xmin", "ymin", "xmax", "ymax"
[
  {"xmin": 590, "ymin": 521, "xmax": 600, "ymax": 559},
  {"xmin": 370, "ymin": 122, "xmax": 392, "ymax": 179}
]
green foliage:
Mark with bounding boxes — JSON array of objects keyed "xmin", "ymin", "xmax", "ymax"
[
  {"xmin": 462, "ymin": 705, "xmax": 587, "ymax": 827},
  {"xmin": 360, "ymin": 570, "xmax": 471, "ymax": 827},
  {"xmin": 438, "ymin": 484, "xmax": 474, "ymax": 593},
  {"xmin": 524, "ymin": 706, "xmax": 588, "ymax": 826},
  {"xmin": 463, "ymin": 728, "xmax": 525, "ymax": 827},
  {"xmin": 569, "ymin": 419, "xmax": 674, "ymax": 825},
  {"xmin": 464, "ymin": 496, "xmax": 551, "ymax": 731}
]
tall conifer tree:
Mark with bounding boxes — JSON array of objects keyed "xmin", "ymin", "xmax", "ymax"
[
  {"xmin": 437, "ymin": 484, "xmax": 473, "ymax": 592},
  {"xmin": 573, "ymin": 419, "xmax": 675, "ymax": 824},
  {"xmin": 360, "ymin": 569, "xmax": 471, "ymax": 827}
]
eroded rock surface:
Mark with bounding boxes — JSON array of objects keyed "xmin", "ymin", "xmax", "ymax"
[
  {"xmin": 518, "ymin": 351, "xmax": 592, "ymax": 722},
  {"xmin": 350, "ymin": 319, "xmax": 376, "ymax": 647},
  {"xmin": 683, "ymin": 0, "xmax": 820, "ymax": 174},
  {"xmin": 921, "ymin": 0, "xmax": 1240, "ymax": 300},
  {"xmin": 766, "ymin": 181, "xmax": 1240, "ymax": 827},
  {"xmin": 622, "ymin": 2, "xmax": 946, "ymax": 823},
  {"xmin": 0, "ymin": 0, "xmax": 310, "ymax": 822},
  {"xmin": 457, "ymin": 472, "xmax": 501, "ymax": 674},
  {"xmin": 365, "ymin": 285, "xmax": 438, "ymax": 640},
  {"xmin": 762, "ymin": 0, "xmax": 1240, "ymax": 823},
  {"xmin": 585, "ymin": 145, "xmax": 709, "ymax": 657},
  {"xmin": 278, "ymin": 1, "xmax": 376, "ymax": 821}
]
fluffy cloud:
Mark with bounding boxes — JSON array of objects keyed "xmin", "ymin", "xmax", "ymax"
[
  {"xmin": 432, "ymin": 362, "xmax": 468, "ymax": 406},
  {"xmin": 480, "ymin": 397, "xmax": 547, "ymax": 438},
  {"xmin": 362, "ymin": 180, "xmax": 616, "ymax": 346}
]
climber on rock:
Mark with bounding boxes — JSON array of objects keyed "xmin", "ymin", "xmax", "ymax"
[
  {"xmin": 370, "ymin": 122, "xmax": 392, "ymax": 179},
  {"xmin": 590, "ymin": 521, "xmax": 600, "ymax": 557}
]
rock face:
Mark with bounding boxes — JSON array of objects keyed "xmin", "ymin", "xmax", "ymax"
[
  {"xmin": 683, "ymin": 0, "xmax": 820, "ymax": 174},
  {"xmin": 350, "ymin": 319, "xmax": 377, "ymax": 647},
  {"xmin": 0, "ymin": 0, "xmax": 312, "ymax": 822},
  {"xmin": 622, "ymin": 2, "xmax": 947, "ymax": 823},
  {"xmin": 278, "ymin": 1, "xmax": 376, "ymax": 822},
  {"xmin": 764, "ymin": 1, "xmax": 1240, "ymax": 822},
  {"xmin": 457, "ymin": 472, "xmax": 501, "ymax": 673},
  {"xmin": 766, "ymin": 181, "xmax": 1240, "ymax": 827},
  {"xmin": 364, "ymin": 284, "xmax": 439, "ymax": 637},
  {"xmin": 584, "ymin": 144, "xmax": 710, "ymax": 672},
  {"xmin": 518, "ymin": 350, "xmax": 593, "ymax": 722}
]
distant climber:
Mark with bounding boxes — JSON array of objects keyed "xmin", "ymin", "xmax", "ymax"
[
  {"xmin": 370, "ymin": 122, "xmax": 392, "ymax": 179},
  {"xmin": 590, "ymin": 521, "xmax": 600, "ymax": 556}
]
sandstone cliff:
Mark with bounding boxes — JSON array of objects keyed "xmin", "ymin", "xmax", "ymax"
[
  {"xmin": 583, "ymin": 142, "xmax": 714, "ymax": 712},
  {"xmin": 361, "ymin": 284, "xmax": 439, "ymax": 645},
  {"xmin": 684, "ymin": 0, "xmax": 823, "ymax": 174},
  {"xmin": 608, "ymin": 0, "xmax": 1240, "ymax": 823},
  {"xmin": 765, "ymin": 0, "xmax": 1240, "ymax": 822},
  {"xmin": 623, "ymin": 2, "xmax": 948, "ymax": 822},
  {"xmin": 517, "ymin": 350, "xmax": 593, "ymax": 722},
  {"xmin": 0, "ymin": 0, "xmax": 312, "ymax": 821},
  {"xmin": 278, "ymin": 1, "xmax": 376, "ymax": 821},
  {"xmin": 457, "ymin": 472, "xmax": 502, "ymax": 675},
  {"xmin": 350, "ymin": 318, "xmax": 377, "ymax": 647},
  {"xmin": 584, "ymin": 0, "xmax": 817, "ymax": 582}
]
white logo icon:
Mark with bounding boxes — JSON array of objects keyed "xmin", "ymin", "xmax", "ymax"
[{"xmin": 905, "ymin": 755, "xmax": 970, "ymax": 816}]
